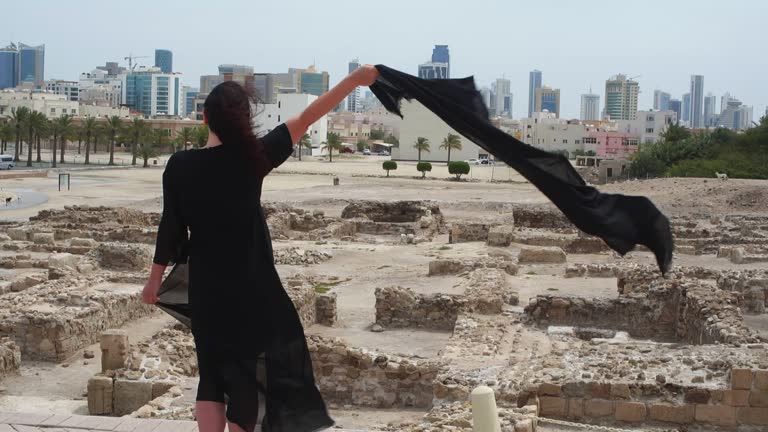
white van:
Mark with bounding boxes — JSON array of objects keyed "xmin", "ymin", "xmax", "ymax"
[{"xmin": 0, "ymin": 155, "xmax": 14, "ymax": 170}]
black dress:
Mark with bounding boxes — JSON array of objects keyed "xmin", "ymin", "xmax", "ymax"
[{"xmin": 153, "ymin": 124, "xmax": 334, "ymax": 432}]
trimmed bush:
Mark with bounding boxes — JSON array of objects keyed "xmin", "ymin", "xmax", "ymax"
[
  {"xmin": 382, "ymin": 160, "xmax": 398, "ymax": 177},
  {"xmin": 417, "ymin": 162, "xmax": 432, "ymax": 179},
  {"xmin": 448, "ymin": 161, "xmax": 470, "ymax": 180}
]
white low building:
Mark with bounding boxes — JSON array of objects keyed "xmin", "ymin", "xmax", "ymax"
[
  {"xmin": 0, "ymin": 90, "xmax": 79, "ymax": 119},
  {"xmin": 79, "ymin": 104, "xmax": 131, "ymax": 119},
  {"xmin": 256, "ymin": 93, "xmax": 327, "ymax": 148},
  {"xmin": 518, "ymin": 112, "xmax": 600, "ymax": 156},
  {"xmin": 394, "ymin": 100, "xmax": 480, "ymax": 162},
  {"xmin": 616, "ymin": 110, "xmax": 677, "ymax": 144}
]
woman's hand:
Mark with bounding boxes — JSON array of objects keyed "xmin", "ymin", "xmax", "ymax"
[
  {"xmin": 142, "ymin": 277, "xmax": 161, "ymax": 304},
  {"xmin": 352, "ymin": 65, "xmax": 379, "ymax": 87}
]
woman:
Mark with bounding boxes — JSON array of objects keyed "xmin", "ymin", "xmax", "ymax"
[{"xmin": 143, "ymin": 65, "xmax": 379, "ymax": 432}]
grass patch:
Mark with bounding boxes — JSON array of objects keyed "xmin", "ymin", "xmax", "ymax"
[
  {"xmin": 312, "ymin": 277, "xmax": 351, "ymax": 294},
  {"xmin": 377, "ymin": 265, "xmax": 391, "ymax": 270},
  {"xmin": 547, "ymin": 288, "xmax": 559, "ymax": 291},
  {"xmin": 438, "ymin": 246, "xmax": 452, "ymax": 250}
]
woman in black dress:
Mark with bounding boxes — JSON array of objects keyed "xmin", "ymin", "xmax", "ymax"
[{"xmin": 142, "ymin": 65, "xmax": 379, "ymax": 432}]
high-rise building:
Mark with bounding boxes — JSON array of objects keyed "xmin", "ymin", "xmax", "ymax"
[
  {"xmin": 18, "ymin": 43, "xmax": 45, "ymax": 87},
  {"xmin": 653, "ymin": 90, "xmax": 671, "ymax": 111},
  {"xmin": 347, "ymin": 59, "xmax": 361, "ymax": 113},
  {"xmin": 219, "ymin": 64, "xmax": 254, "ymax": 89},
  {"xmin": 294, "ymin": 65, "xmax": 329, "ymax": 96},
  {"xmin": 96, "ymin": 61, "xmax": 125, "ymax": 77},
  {"xmin": 580, "ymin": 92, "xmax": 600, "ymax": 121},
  {"xmin": 720, "ymin": 92, "xmax": 733, "ymax": 114},
  {"xmin": 534, "ymin": 86, "xmax": 560, "ymax": 118},
  {"xmin": 493, "ymin": 78, "xmax": 512, "ymax": 118},
  {"xmin": 689, "ymin": 75, "xmax": 704, "ymax": 128},
  {"xmin": 45, "ymin": 80, "xmax": 79, "ymax": 101},
  {"xmin": 0, "ymin": 44, "xmax": 18, "ymax": 89},
  {"xmin": 604, "ymin": 74, "xmax": 639, "ymax": 120},
  {"xmin": 704, "ymin": 93, "xmax": 717, "ymax": 127},
  {"xmin": 418, "ymin": 62, "xmax": 449, "ymax": 79},
  {"xmin": 682, "ymin": 93, "xmax": 691, "ymax": 123},
  {"xmin": 182, "ymin": 86, "xmax": 198, "ymax": 117},
  {"xmin": 717, "ymin": 98, "xmax": 753, "ymax": 130},
  {"xmin": 528, "ymin": 70, "xmax": 542, "ymax": 117},
  {"xmin": 669, "ymin": 99, "xmax": 682, "ymax": 122},
  {"xmin": 154, "ymin": 49, "xmax": 173, "ymax": 74},
  {"xmin": 431, "ymin": 45, "xmax": 450, "ymax": 78},
  {"xmin": 122, "ymin": 68, "xmax": 183, "ymax": 117}
]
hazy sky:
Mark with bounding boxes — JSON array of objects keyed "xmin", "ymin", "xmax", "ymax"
[{"xmin": 8, "ymin": 0, "xmax": 767, "ymax": 119}]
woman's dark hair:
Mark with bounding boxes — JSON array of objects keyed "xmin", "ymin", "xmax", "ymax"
[{"xmin": 204, "ymin": 81, "xmax": 270, "ymax": 175}]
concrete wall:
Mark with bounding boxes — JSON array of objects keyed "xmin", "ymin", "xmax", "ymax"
[{"xmin": 394, "ymin": 100, "xmax": 480, "ymax": 162}]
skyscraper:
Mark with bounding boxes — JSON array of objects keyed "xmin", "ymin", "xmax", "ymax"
[
  {"xmin": 0, "ymin": 44, "xmax": 18, "ymax": 89},
  {"xmin": 682, "ymin": 93, "xmax": 691, "ymax": 123},
  {"xmin": 347, "ymin": 59, "xmax": 361, "ymax": 113},
  {"xmin": 154, "ymin": 49, "xmax": 173, "ymax": 73},
  {"xmin": 580, "ymin": 92, "xmax": 600, "ymax": 121},
  {"xmin": 704, "ymin": 93, "xmax": 717, "ymax": 127},
  {"xmin": 294, "ymin": 65, "xmax": 329, "ymax": 96},
  {"xmin": 653, "ymin": 90, "xmax": 671, "ymax": 111},
  {"xmin": 534, "ymin": 86, "xmax": 560, "ymax": 118},
  {"xmin": 493, "ymin": 78, "xmax": 512, "ymax": 118},
  {"xmin": 689, "ymin": 75, "xmax": 704, "ymax": 128},
  {"xmin": 431, "ymin": 45, "xmax": 450, "ymax": 78},
  {"xmin": 418, "ymin": 62, "xmax": 449, "ymax": 79},
  {"xmin": 604, "ymin": 74, "xmax": 639, "ymax": 120},
  {"xmin": 528, "ymin": 70, "xmax": 542, "ymax": 117},
  {"xmin": 669, "ymin": 99, "xmax": 682, "ymax": 122},
  {"xmin": 721, "ymin": 92, "xmax": 732, "ymax": 114},
  {"xmin": 123, "ymin": 69, "xmax": 182, "ymax": 117},
  {"xmin": 18, "ymin": 43, "xmax": 45, "ymax": 87}
]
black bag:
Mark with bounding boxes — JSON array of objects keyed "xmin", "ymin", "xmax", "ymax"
[{"xmin": 156, "ymin": 263, "xmax": 191, "ymax": 328}]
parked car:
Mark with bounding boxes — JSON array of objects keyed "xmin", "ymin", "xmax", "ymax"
[
  {"xmin": 465, "ymin": 158, "xmax": 480, "ymax": 165},
  {"xmin": 363, "ymin": 149, "xmax": 371, "ymax": 155},
  {"xmin": 0, "ymin": 155, "xmax": 14, "ymax": 170},
  {"xmin": 480, "ymin": 159, "xmax": 494, "ymax": 165},
  {"xmin": 378, "ymin": 150, "xmax": 390, "ymax": 156}
]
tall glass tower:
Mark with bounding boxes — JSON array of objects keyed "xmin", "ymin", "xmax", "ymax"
[{"xmin": 154, "ymin": 49, "xmax": 173, "ymax": 73}]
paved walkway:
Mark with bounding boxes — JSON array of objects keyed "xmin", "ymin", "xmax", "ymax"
[{"xmin": 0, "ymin": 412, "xmax": 373, "ymax": 432}]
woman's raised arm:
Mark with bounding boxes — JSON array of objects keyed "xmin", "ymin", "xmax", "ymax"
[{"xmin": 285, "ymin": 65, "xmax": 379, "ymax": 144}]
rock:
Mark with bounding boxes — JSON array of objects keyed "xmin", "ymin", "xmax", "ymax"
[
  {"xmin": 83, "ymin": 350, "xmax": 95, "ymax": 359},
  {"xmin": 32, "ymin": 232, "xmax": 55, "ymax": 245},
  {"xmin": 518, "ymin": 246, "xmax": 567, "ymax": 264},
  {"xmin": 371, "ymin": 324, "xmax": 384, "ymax": 333}
]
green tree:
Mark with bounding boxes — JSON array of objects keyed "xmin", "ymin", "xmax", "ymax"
[
  {"xmin": 299, "ymin": 133, "xmax": 312, "ymax": 160},
  {"xmin": 135, "ymin": 131, "xmax": 163, "ymax": 168},
  {"xmin": 82, "ymin": 117, "xmax": 97, "ymax": 165},
  {"xmin": 106, "ymin": 116, "xmax": 123, "ymax": 165},
  {"xmin": 34, "ymin": 114, "xmax": 50, "ymax": 163},
  {"xmin": 382, "ymin": 160, "xmax": 397, "ymax": 177},
  {"xmin": 51, "ymin": 115, "xmax": 74, "ymax": 168},
  {"xmin": 0, "ymin": 122, "xmax": 13, "ymax": 154},
  {"xmin": 413, "ymin": 137, "xmax": 430, "ymax": 162},
  {"xmin": 417, "ymin": 162, "xmax": 432, "ymax": 179},
  {"xmin": 660, "ymin": 123, "xmax": 691, "ymax": 144},
  {"xmin": 322, "ymin": 132, "xmax": 343, "ymax": 163},
  {"xmin": 10, "ymin": 107, "xmax": 30, "ymax": 162},
  {"xmin": 440, "ymin": 133, "xmax": 462, "ymax": 163},
  {"xmin": 176, "ymin": 127, "xmax": 194, "ymax": 151},
  {"xmin": 194, "ymin": 125, "xmax": 208, "ymax": 148},
  {"xmin": 369, "ymin": 129, "xmax": 386, "ymax": 140},
  {"xmin": 125, "ymin": 118, "xmax": 149, "ymax": 166},
  {"xmin": 356, "ymin": 139, "xmax": 368, "ymax": 153},
  {"xmin": 24, "ymin": 111, "xmax": 46, "ymax": 167},
  {"xmin": 384, "ymin": 134, "xmax": 399, "ymax": 146},
  {"xmin": 448, "ymin": 161, "xmax": 470, "ymax": 180}
]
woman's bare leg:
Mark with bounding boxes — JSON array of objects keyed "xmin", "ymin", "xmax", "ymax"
[
  {"xmin": 226, "ymin": 422, "xmax": 247, "ymax": 432},
  {"xmin": 196, "ymin": 401, "xmax": 226, "ymax": 432}
]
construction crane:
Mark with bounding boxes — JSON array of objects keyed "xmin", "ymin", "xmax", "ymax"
[{"xmin": 124, "ymin": 53, "xmax": 149, "ymax": 71}]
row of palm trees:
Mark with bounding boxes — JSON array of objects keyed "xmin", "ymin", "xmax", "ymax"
[
  {"xmin": 413, "ymin": 133, "xmax": 462, "ymax": 162},
  {"xmin": 0, "ymin": 108, "xmax": 210, "ymax": 168}
]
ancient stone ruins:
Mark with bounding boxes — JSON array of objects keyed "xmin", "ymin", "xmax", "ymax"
[{"xmin": 0, "ymin": 200, "xmax": 766, "ymax": 431}]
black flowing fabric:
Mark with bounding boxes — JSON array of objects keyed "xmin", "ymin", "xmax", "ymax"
[
  {"xmin": 370, "ymin": 65, "xmax": 673, "ymax": 273},
  {"xmin": 154, "ymin": 124, "xmax": 333, "ymax": 432}
]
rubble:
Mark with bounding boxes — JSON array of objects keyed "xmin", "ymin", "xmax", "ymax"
[{"xmin": 273, "ymin": 246, "xmax": 332, "ymax": 265}]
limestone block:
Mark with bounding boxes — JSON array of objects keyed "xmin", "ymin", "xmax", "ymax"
[
  {"xmin": 614, "ymin": 401, "xmax": 646, "ymax": 422},
  {"xmin": 151, "ymin": 381, "xmax": 176, "ymax": 399},
  {"xmin": 722, "ymin": 390, "xmax": 750, "ymax": 406},
  {"xmin": 70, "ymin": 238, "xmax": 99, "ymax": 247},
  {"xmin": 101, "ymin": 330, "xmax": 129, "ymax": 372},
  {"xmin": 684, "ymin": 388, "xmax": 710, "ymax": 404},
  {"xmin": 7, "ymin": 228, "xmax": 29, "ymax": 241},
  {"xmin": 539, "ymin": 383, "xmax": 561, "ymax": 396},
  {"xmin": 513, "ymin": 419, "xmax": 535, "ymax": 432},
  {"xmin": 316, "ymin": 293, "xmax": 337, "ymax": 326},
  {"xmin": 584, "ymin": 399, "xmax": 614, "ymax": 417},
  {"xmin": 695, "ymin": 404, "xmax": 737, "ymax": 426},
  {"xmin": 87, "ymin": 376, "xmax": 114, "ymax": 415},
  {"xmin": 649, "ymin": 404, "xmax": 694, "ymax": 424},
  {"xmin": 48, "ymin": 253, "xmax": 81, "ymax": 270},
  {"xmin": 0, "ymin": 233, "xmax": 11, "ymax": 242},
  {"xmin": 676, "ymin": 245, "xmax": 696, "ymax": 255},
  {"xmin": 92, "ymin": 242, "xmax": 153, "ymax": 270},
  {"xmin": 518, "ymin": 247, "xmax": 566, "ymax": 264},
  {"xmin": 113, "ymin": 379, "xmax": 153, "ymax": 416},
  {"xmin": 731, "ymin": 368, "xmax": 753, "ymax": 389},
  {"xmin": 737, "ymin": 407, "xmax": 768, "ymax": 425},
  {"xmin": 589, "ymin": 383, "xmax": 610, "ymax": 399},
  {"xmin": 749, "ymin": 391, "xmax": 768, "ymax": 407},
  {"xmin": 609, "ymin": 383, "xmax": 631, "ymax": 399},
  {"xmin": 449, "ymin": 223, "xmax": 491, "ymax": 244},
  {"xmin": 538, "ymin": 396, "xmax": 566, "ymax": 417},
  {"xmin": 730, "ymin": 248, "xmax": 746, "ymax": 264},
  {"xmin": 755, "ymin": 370, "xmax": 768, "ymax": 391},
  {"xmin": 32, "ymin": 232, "xmax": 55, "ymax": 245},
  {"xmin": 487, "ymin": 225, "xmax": 515, "ymax": 247},
  {"xmin": 567, "ymin": 398, "xmax": 584, "ymax": 420}
]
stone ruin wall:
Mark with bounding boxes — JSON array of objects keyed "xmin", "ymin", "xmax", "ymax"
[
  {"xmin": 535, "ymin": 368, "xmax": 768, "ymax": 427},
  {"xmin": 0, "ymin": 337, "xmax": 20, "ymax": 379}
]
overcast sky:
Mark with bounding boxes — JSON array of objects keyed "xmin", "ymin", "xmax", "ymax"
[{"xmin": 8, "ymin": 0, "xmax": 767, "ymax": 119}]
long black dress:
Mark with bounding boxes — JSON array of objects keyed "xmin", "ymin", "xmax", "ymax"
[{"xmin": 153, "ymin": 124, "xmax": 334, "ymax": 432}]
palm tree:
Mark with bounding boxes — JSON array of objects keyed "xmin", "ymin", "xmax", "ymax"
[
  {"xmin": 194, "ymin": 125, "xmax": 208, "ymax": 148},
  {"xmin": 440, "ymin": 133, "xmax": 462, "ymax": 163},
  {"xmin": 74, "ymin": 125, "xmax": 83, "ymax": 155},
  {"xmin": 106, "ymin": 116, "xmax": 123, "ymax": 165},
  {"xmin": 298, "ymin": 133, "xmax": 311, "ymax": 161},
  {"xmin": 125, "ymin": 118, "xmax": 148, "ymax": 165},
  {"xmin": 82, "ymin": 117, "xmax": 97, "ymax": 165},
  {"xmin": 177, "ymin": 127, "xmax": 194, "ymax": 151},
  {"xmin": 135, "ymin": 129, "xmax": 166, "ymax": 168},
  {"xmin": 24, "ymin": 111, "xmax": 46, "ymax": 167},
  {"xmin": 10, "ymin": 107, "xmax": 30, "ymax": 162},
  {"xmin": 34, "ymin": 114, "xmax": 50, "ymax": 163},
  {"xmin": 51, "ymin": 115, "xmax": 74, "ymax": 168},
  {"xmin": 322, "ymin": 132, "xmax": 342, "ymax": 163},
  {"xmin": 413, "ymin": 137, "xmax": 430, "ymax": 162},
  {"xmin": 0, "ymin": 123, "xmax": 13, "ymax": 154}
]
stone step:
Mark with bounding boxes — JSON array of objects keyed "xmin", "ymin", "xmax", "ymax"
[{"xmin": 0, "ymin": 412, "xmax": 377, "ymax": 432}]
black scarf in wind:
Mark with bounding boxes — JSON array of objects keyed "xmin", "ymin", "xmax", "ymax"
[{"xmin": 370, "ymin": 65, "xmax": 673, "ymax": 274}]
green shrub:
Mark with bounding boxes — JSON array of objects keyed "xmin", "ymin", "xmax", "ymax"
[
  {"xmin": 448, "ymin": 161, "xmax": 470, "ymax": 180},
  {"xmin": 417, "ymin": 162, "xmax": 432, "ymax": 178},
  {"xmin": 382, "ymin": 160, "xmax": 398, "ymax": 177}
]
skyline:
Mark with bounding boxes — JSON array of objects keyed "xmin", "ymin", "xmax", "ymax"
[{"xmin": 5, "ymin": 0, "xmax": 767, "ymax": 120}]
